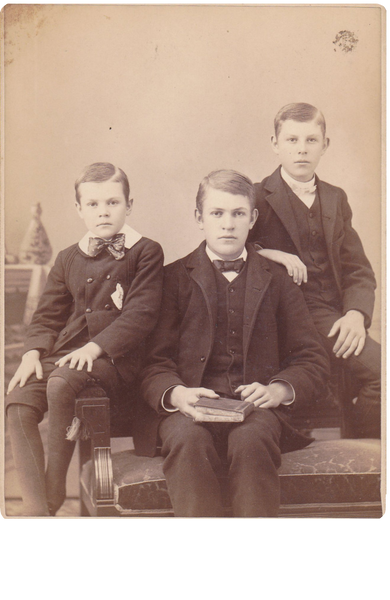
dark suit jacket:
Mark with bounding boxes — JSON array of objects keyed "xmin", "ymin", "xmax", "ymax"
[
  {"xmin": 135, "ymin": 242, "xmax": 329, "ymax": 456},
  {"xmin": 248, "ymin": 167, "xmax": 377, "ymax": 328},
  {"xmin": 23, "ymin": 237, "xmax": 164, "ymax": 385}
]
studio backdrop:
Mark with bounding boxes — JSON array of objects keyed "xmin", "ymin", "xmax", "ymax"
[{"xmin": 3, "ymin": 4, "xmax": 383, "ymax": 337}]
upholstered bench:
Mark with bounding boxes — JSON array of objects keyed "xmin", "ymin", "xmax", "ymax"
[{"xmin": 76, "ymin": 391, "xmax": 382, "ymax": 518}]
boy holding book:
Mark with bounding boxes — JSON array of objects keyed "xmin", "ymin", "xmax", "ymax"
[{"xmin": 138, "ymin": 169, "xmax": 329, "ymax": 517}]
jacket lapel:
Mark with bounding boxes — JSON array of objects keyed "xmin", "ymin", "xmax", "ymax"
[
  {"xmin": 243, "ymin": 246, "xmax": 273, "ymax": 358},
  {"xmin": 316, "ymin": 177, "xmax": 338, "ymax": 261},
  {"xmin": 186, "ymin": 243, "xmax": 273, "ymax": 362},
  {"xmin": 187, "ymin": 241, "xmax": 218, "ymax": 335},
  {"xmin": 264, "ymin": 168, "xmax": 303, "ymax": 256}
]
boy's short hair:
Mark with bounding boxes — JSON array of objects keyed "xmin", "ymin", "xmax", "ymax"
[
  {"xmin": 75, "ymin": 162, "xmax": 130, "ymax": 203},
  {"xmin": 196, "ymin": 169, "xmax": 255, "ymax": 212},
  {"xmin": 274, "ymin": 103, "xmax": 326, "ymax": 138}
]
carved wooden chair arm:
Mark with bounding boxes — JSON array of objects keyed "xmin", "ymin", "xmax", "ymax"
[{"xmin": 75, "ymin": 387, "xmax": 115, "ymax": 507}]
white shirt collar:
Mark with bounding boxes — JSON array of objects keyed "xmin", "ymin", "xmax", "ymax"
[
  {"xmin": 281, "ymin": 166, "xmax": 316, "ymax": 190},
  {"xmin": 205, "ymin": 245, "xmax": 247, "ymax": 263},
  {"xmin": 78, "ymin": 223, "xmax": 142, "ymax": 254}
]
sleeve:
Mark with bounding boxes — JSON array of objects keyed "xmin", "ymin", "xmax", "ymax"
[
  {"xmin": 23, "ymin": 251, "xmax": 74, "ymax": 357},
  {"xmin": 91, "ymin": 240, "xmax": 164, "ymax": 359},
  {"xmin": 337, "ymin": 191, "xmax": 377, "ymax": 328},
  {"xmin": 140, "ymin": 264, "xmax": 188, "ymax": 414},
  {"xmin": 270, "ymin": 270, "xmax": 330, "ymax": 411}
]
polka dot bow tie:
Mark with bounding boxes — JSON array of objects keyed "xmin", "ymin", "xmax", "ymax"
[
  {"xmin": 213, "ymin": 258, "xmax": 245, "ymax": 273},
  {"xmin": 87, "ymin": 233, "xmax": 126, "ymax": 260}
]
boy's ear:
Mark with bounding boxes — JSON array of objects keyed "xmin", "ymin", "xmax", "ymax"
[
  {"xmin": 126, "ymin": 198, "xmax": 133, "ymax": 215},
  {"xmin": 322, "ymin": 137, "xmax": 330, "ymax": 155},
  {"xmin": 195, "ymin": 208, "xmax": 204, "ymax": 230},
  {"xmin": 271, "ymin": 135, "xmax": 279, "ymax": 155},
  {"xmin": 249, "ymin": 208, "xmax": 259, "ymax": 229},
  {"xmin": 75, "ymin": 201, "xmax": 84, "ymax": 218}
]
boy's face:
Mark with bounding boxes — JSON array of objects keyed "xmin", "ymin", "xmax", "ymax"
[
  {"xmin": 195, "ymin": 188, "xmax": 258, "ymax": 260},
  {"xmin": 271, "ymin": 119, "xmax": 329, "ymax": 182},
  {"xmin": 76, "ymin": 179, "xmax": 132, "ymax": 239}
]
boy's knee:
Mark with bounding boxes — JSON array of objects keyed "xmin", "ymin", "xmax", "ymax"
[
  {"xmin": 228, "ymin": 413, "xmax": 282, "ymax": 463},
  {"xmin": 46, "ymin": 375, "xmax": 77, "ymax": 401},
  {"xmin": 172, "ymin": 425, "xmax": 211, "ymax": 453},
  {"xmin": 47, "ymin": 374, "xmax": 72, "ymax": 390},
  {"xmin": 231, "ymin": 427, "xmax": 278, "ymax": 454},
  {"xmin": 47, "ymin": 363, "xmax": 93, "ymax": 393},
  {"xmin": 161, "ymin": 416, "xmax": 213, "ymax": 457},
  {"xmin": 7, "ymin": 403, "xmax": 41, "ymax": 427}
]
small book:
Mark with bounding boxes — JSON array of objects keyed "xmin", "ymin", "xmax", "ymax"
[{"xmin": 194, "ymin": 396, "xmax": 254, "ymax": 422}]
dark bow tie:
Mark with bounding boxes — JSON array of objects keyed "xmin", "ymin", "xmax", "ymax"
[
  {"xmin": 213, "ymin": 258, "xmax": 245, "ymax": 273},
  {"xmin": 87, "ymin": 233, "xmax": 126, "ymax": 260}
]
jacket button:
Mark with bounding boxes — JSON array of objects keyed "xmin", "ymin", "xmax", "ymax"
[
  {"xmin": 200, "ymin": 356, "xmax": 206, "ymax": 362},
  {"xmin": 87, "ymin": 278, "xmax": 93, "ymax": 283},
  {"xmin": 62, "ymin": 331, "xmax": 67, "ymax": 336},
  {"xmin": 229, "ymin": 308, "xmax": 235, "ymax": 314},
  {"xmin": 311, "ymin": 230, "xmax": 317, "ymax": 236},
  {"xmin": 106, "ymin": 275, "xmax": 111, "ymax": 280},
  {"xmin": 86, "ymin": 308, "xmax": 92, "ymax": 313},
  {"xmin": 229, "ymin": 288, "xmax": 235, "ymax": 293},
  {"xmin": 105, "ymin": 304, "xmax": 111, "ymax": 310},
  {"xmin": 230, "ymin": 330, "xmax": 236, "ymax": 335}
]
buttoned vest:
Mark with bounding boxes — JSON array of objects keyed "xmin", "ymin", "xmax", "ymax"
[{"xmin": 202, "ymin": 265, "xmax": 247, "ymax": 397}]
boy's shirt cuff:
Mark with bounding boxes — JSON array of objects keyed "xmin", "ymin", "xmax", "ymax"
[
  {"xmin": 161, "ymin": 386, "xmax": 180, "ymax": 412},
  {"xmin": 269, "ymin": 378, "xmax": 295, "ymax": 406}
]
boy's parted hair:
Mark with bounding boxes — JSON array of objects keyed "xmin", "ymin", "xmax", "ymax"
[
  {"xmin": 75, "ymin": 162, "xmax": 130, "ymax": 203},
  {"xmin": 274, "ymin": 103, "xmax": 326, "ymax": 138},
  {"xmin": 196, "ymin": 169, "xmax": 255, "ymax": 213}
]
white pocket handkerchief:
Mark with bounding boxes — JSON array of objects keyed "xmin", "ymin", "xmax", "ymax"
[{"xmin": 111, "ymin": 283, "xmax": 124, "ymax": 310}]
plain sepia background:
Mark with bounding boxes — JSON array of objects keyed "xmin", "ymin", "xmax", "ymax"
[
  {"xmin": 3, "ymin": 4, "xmax": 383, "ymax": 341},
  {"xmin": 1, "ymin": 3, "xmax": 386, "ymax": 599}
]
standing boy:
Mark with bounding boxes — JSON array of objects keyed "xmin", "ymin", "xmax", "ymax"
[
  {"xmin": 138, "ymin": 169, "xmax": 329, "ymax": 517},
  {"xmin": 248, "ymin": 103, "xmax": 380, "ymax": 439},
  {"xmin": 7, "ymin": 162, "xmax": 163, "ymax": 516}
]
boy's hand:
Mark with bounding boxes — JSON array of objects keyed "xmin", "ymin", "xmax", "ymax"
[
  {"xmin": 55, "ymin": 342, "xmax": 103, "ymax": 372},
  {"xmin": 170, "ymin": 385, "xmax": 219, "ymax": 419},
  {"xmin": 257, "ymin": 249, "xmax": 307, "ymax": 286},
  {"xmin": 235, "ymin": 381, "xmax": 293, "ymax": 409},
  {"xmin": 7, "ymin": 350, "xmax": 43, "ymax": 394},
  {"xmin": 328, "ymin": 310, "xmax": 366, "ymax": 359}
]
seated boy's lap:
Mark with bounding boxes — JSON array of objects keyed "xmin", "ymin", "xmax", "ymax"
[
  {"xmin": 6, "ymin": 355, "xmax": 127, "ymax": 420},
  {"xmin": 159, "ymin": 408, "xmax": 282, "ymax": 451}
]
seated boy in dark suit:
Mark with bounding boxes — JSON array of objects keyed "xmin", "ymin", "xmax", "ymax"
[
  {"xmin": 6, "ymin": 162, "xmax": 164, "ymax": 516},
  {"xmin": 138, "ymin": 169, "xmax": 329, "ymax": 517},
  {"xmin": 247, "ymin": 103, "xmax": 380, "ymax": 439}
]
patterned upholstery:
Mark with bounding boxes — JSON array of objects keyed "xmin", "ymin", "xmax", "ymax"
[{"xmin": 80, "ymin": 437, "xmax": 381, "ymax": 516}]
